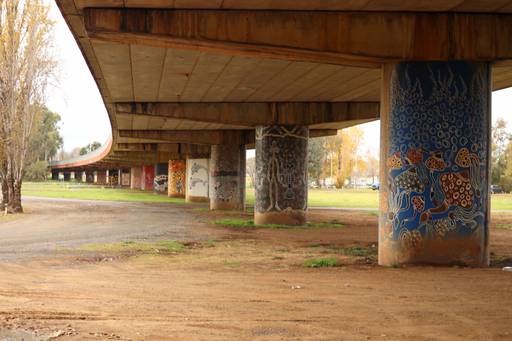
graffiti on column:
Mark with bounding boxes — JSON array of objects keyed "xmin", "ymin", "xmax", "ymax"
[
  {"xmin": 187, "ymin": 159, "xmax": 209, "ymax": 197},
  {"xmin": 169, "ymin": 160, "xmax": 186, "ymax": 196},
  {"xmin": 255, "ymin": 125, "xmax": 308, "ymax": 213},
  {"xmin": 383, "ymin": 62, "xmax": 489, "ymax": 250},
  {"xmin": 154, "ymin": 175, "xmax": 168, "ymax": 193}
]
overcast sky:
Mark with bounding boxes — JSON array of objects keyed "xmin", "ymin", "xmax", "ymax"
[{"xmin": 46, "ymin": 2, "xmax": 512, "ymax": 157}]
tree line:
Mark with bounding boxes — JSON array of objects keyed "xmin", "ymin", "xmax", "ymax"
[{"xmin": 0, "ymin": 0, "xmax": 57, "ymax": 213}]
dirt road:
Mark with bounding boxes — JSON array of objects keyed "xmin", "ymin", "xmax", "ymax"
[{"xmin": 0, "ymin": 199, "xmax": 511, "ymax": 340}]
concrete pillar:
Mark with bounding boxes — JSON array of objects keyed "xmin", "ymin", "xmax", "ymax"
[
  {"xmin": 130, "ymin": 167, "xmax": 142, "ymax": 190},
  {"xmin": 379, "ymin": 61, "xmax": 490, "ymax": 267},
  {"xmin": 141, "ymin": 165, "xmax": 155, "ymax": 191},
  {"xmin": 86, "ymin": 171, "xmax": 94, "ymax": 183},
  {"xmin": 186, "ymin": 157, "xmax": 209, "ymax": 203},
  {"xmin": 81, "ymin": 171, "xmax": 87, "ymax": 183},
  {"xmin": 96, "ymin": 170, "xmax": 107, "ymax": 185},
  {"xmin": 70, "ymin": 172, "xmax": 75, "ymax": 181},
  {"xmin": 121, "ymin": 169, "xmax": 130, "ymax": 187},
  {"xmin": 254, "ymin": 125, "xmax": 309, "ymax": 225},
  {"xmin": 209, "ymin": 145, "xmax": 246, "ymax": 210},
  {"xmin": 154, "ymin": 163, "xmax": 169, "ymax": 194},
  {"xmin": 168, "ymin": 160, "xmax": 186, "ymax": 198}
]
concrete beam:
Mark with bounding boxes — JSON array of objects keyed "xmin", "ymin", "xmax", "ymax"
[
  {"xmin": 85, "ymin": 8, "xmax": 512, "ymax": 66},
  {"xmin": 115, "ymin": 102, "xmax": 379, "ymax": 127},
  {"xmin": 118, "ymin": 129, "xmax": 337, "ymax": 145}
]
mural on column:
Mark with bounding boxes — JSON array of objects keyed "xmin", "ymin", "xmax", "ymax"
[
  {"xmin": 382, "ymin": 62, "xmax": 489, "ymax": 260},
  {"xmin": 210, "ymin": 145, "xmax": 242, "ymax": 208},
  {"xmin": 168, "ymin": 160, "xmax": 186, "ymax": 197},
  {"xmin": 255, "ymin": 125, "xmax": 308, "ymax": 214},
  {"xmin": 187, "ymin": 159, "xmax": 209, "ymax": 199},
  {"xmin": 154, "ymin": 164, "xmax": 168, "ymax": 194},
  {"xmin": 142, "ymin": 165, "xmax": 155, "ymax": 191}
]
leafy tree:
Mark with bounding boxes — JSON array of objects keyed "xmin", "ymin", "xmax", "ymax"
[
  {"xmin": 323, "ymin": 127, "xmax": 364, "ymax": 188},
  {"xmin": 491, "ymin": 118, "xmax": 510, "ymax": 185},
  {"xmin": 80, "ymin": 141, "xmax": 102, "ymax": 156},
  {"xmin": 30, "ymin": 108, "xmax": 63, "ymax": 162},
  {"xmin": 246, "ymin": 156, "xmax": 255, "ymax": 188},
  {"xmin": 308, "ymin": 137, "xmax": 326, "ymax": 185},
  {"xmin": 24, "ymin": 160, "xmax": 49, "ymax": 181}
]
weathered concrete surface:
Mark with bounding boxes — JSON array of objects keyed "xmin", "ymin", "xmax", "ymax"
[
  {"xmin": 130, "ymin": 167, "xmax": 142, "ymax": 189},
  {"xmin": 209, "ymin": 145, "xmax": 245, "ymax": 210}
]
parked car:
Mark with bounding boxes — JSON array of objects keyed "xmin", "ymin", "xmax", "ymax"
[{"xmin": 491, "ymin": 185, "xmax": 504, "ymax": 194}]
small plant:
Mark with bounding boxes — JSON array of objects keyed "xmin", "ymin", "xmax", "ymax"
[
  {"xmin": 272, "ymin": 256, "xmax": 285, "ymax": 260},
  {"xmin": 389, "ymin": 263, "xmax": 401, "ymax": 269},
  {"xmin": 340, "ymin": 246, "xmax": 375, "ymax": 257},
  {"xmin": 304, "ymin": 258, "xmax": 340, "ymax": 268}
]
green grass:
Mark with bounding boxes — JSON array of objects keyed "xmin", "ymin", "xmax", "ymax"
[
  {"xmin": 213, "ymin": 218, "xmax": 344, "ymax": 229},
  {"xmin": 80, "ymin": 240, "xmax": 185, "ymax": 253},
  {"xmin": 22, "ymin": 181, "xmax": 185, "ymax": 204},
  {"xmin": 303, "ymin": 258, "xmax": 340, "ymax": 268},
  {"xmin": 21, "ymin": 182, "xmax": 512, "ymax": 211},
  {"xmin": 247, "ymin": 188, "xmax": 512, "ymax": 211}
]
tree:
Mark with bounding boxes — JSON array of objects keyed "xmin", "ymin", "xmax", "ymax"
[
  {"xmin": 308, "ymin": 137, "xmax": 326, "ymax": 185},
  {"xmin": 246, "ymin": 156, "xmax": 256, "ymax": 188},
  {"xmin": 30, "ymin": 108, "xmax": 63, "ymax": 162},
  {"xmin": 323, "ymin": 127, "xmax": 364, "ymax": 188},
  {"xmin": 0, "ymin": 0, "xmax": 55, "ymax": 213},
  {"xmin": 80, "ymin": 141, "xmax": 102, "ymax": 156},
  {"xmin": 491, "ymin": 118, "xmax": 510, "ymax": 185}
]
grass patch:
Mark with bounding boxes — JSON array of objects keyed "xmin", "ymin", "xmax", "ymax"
[
  {"xmin": 213, "ymin": 218, "xmax": 343, "ymax": 229},
  {"xmin": 495, "ymin": 224, "xmax": 512, "ymax": 230},
  {"xmin": 304, "ymin": 258, "xmax": 340, "ymax": 268},
  {"xmin": 80, "ymin": 240, "xmax": 185, "ymax": 254},
  {"xmin": 22, "ymin": 181, "xmax": 185, "ymax": 204},
  {"xmin": 338, "ymin": 246, "xmax": 377, "ymax": 258}
]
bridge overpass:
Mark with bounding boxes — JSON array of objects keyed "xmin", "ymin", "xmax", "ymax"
[{"xmin": 51, "ymin": 0, "xmax": 512, "ymax": 266}]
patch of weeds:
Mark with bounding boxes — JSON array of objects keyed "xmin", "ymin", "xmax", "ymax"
[
  {"xmin": 204, "ymin": 239, "xmax": 217, "ymax": 247},
  {"xmin": 224, "ymin": 260, "xmax": 241, "ymax": 268},
  {"xmin": 214, "ymin": 218, "xmax": 343, "ymax": 229},
  {"xmin": 80, "ymin": 240, "xmax": 185, "ymax": 254},
  {"xmin": 304, "ymin": 258, "xmax": 340, "ymax": 268},
  {"xmin": 490, "ymin": 252, "xmax": 512, "ymax": 267},
  {"xmin": 276, "ymin": 248, "xmax": 290, "ymax": 253},
  {"xmin": 389, "ymin": 263, "xmax": 401, "ymax": 269},
  {"xmin": 272, "ymin": 256, "xmax": 285, "ymax": 260},
  {"xmin": 339, "ymin": 246, "xmax": 377, "ymax": 258},
  {"xmin": 495, "ymin": 224, "xmax": 512, "ymax": 230}
]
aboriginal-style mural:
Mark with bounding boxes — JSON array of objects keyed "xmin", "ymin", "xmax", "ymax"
[
  {"xmin": 381, "ymin": 61, "xmax": 490, "ymax": 263},
  {"xmin": 154, "ymin": 163, "xmax": 168, "ymax": 194},
  {"xmin": 255, "ymin": 125, "xmax": 308, "ymax": 214},
  {"xmin": 209, "ymin": 145, "xmax": 243, "ymax": 209},
  {"xmin": 142, "ymin": 165, "xmax": 155, "ymax": 191},
  {"xmin": 168, "ymin": 160, "xmax": 186, "ymax": 197},
  {"xmin": 186, "ymin": 158, "xmax": 209, "ymax": 200}
]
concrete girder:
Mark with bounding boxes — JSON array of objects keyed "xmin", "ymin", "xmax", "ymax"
[
  {"xmin": 115, "ymin": 102, "xmax": 379, "ymax": 129},
  {"xmin": 85, "ymin": 8, "xmax": 512, "ymax": 67}
]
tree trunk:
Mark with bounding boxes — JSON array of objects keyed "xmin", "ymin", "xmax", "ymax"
[
  {"xmin": 5, "ymin": 175, "xmax": 22, "ymax": 214},
  {"xmin": 0, "ymin": 177, "xmax": 7, "ymax": 210}
]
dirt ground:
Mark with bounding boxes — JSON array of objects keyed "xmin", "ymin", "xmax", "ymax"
[{"xmin": 0, "ymin": 199, "xmax": 511, "ymax": 340}]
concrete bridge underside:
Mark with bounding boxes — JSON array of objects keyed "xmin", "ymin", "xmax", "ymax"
[{"xmin": 52, "ymin": 0, "xmax": 512, "ymax": 266}]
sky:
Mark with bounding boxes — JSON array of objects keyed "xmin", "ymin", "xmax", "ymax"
[{"xmin": 46, "ymin": 2, "xmax": 512, "ymax": 157}]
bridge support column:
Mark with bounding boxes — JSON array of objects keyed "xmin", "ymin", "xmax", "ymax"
[
  {"xmin": 168, "ymin": 160, "xmax": 186, "ymax": 198},
  {"xmin": 254, "ymin": 125, "xmax": 308, "ymax": 225},
  {"xmin": 130, "ymin": 167, "xmax": 142, "ymax": 190},
  {"xmin": 209, "ymin": 145, "xmax": 246, "ymax": 210},
  {"xmin": 96, "ymin": 170, "xmax": 107, "ymax": 185},
  {"xmin": 379, "ymin": 61, "xmax": 491, "ymax": 267},
  {"xmin": 141, "ymin": 165, "xmax": 155, "ymax": 191},
  {"xmin": 186, "ymin": 157, "xmax": 209, "ymax": 203},
  {"xmin": 154, "ymin": 163, "xmax": 168, "ymax": 194}
]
